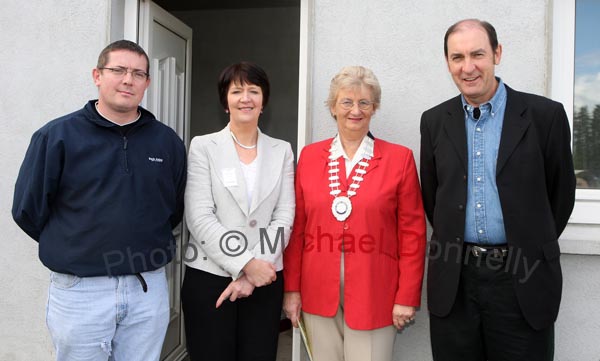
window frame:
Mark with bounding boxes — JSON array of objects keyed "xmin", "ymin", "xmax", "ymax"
[{"xmin": 551, "ymin": 0, "xmax": 600, "ymax": 254}]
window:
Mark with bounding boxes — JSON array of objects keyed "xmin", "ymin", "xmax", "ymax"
[
  {"xmin": 573, "ymin": 0, "xmax": 600, "ymax": 189},
  {"xmin": 552, "ymin": 0, "xmax": 600, "ymax": 252}
]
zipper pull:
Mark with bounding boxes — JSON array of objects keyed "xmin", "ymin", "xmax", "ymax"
[{"xmin": 123, "ymin": 136, "xmax": 129, "ymax": 172}]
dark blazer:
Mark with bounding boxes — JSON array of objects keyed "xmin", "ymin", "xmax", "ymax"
[{"xmin": 419, "ymin": 84, "xmax": 576, "ymax": 330}]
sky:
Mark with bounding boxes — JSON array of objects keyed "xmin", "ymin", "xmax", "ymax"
[{"xmin": 574, "ymin": 0, "xmax": 600, "ymax": 110}]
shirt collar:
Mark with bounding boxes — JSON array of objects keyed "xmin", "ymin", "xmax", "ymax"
[
  {"xmin": 461, "ymin": 77, "xmax": 507, "ymax": 115},
  {"xmin": 330, "ymin": 133, "xmax": 374, "ymax": 162},
  {"xmin": 94, "ymin": 101, "xmax": 141, "ymax": 126}
]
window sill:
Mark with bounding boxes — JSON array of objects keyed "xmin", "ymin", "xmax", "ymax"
[{"xmin": 560, "ymin": 223, "xmax": 600, "ymax": 255}]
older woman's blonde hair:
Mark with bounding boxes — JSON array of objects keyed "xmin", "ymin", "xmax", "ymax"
[{"xmin": 326, "ymin": 65, "xmax": 381, "ymax": 118}]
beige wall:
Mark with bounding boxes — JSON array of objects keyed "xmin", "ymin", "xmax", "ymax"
[{"xmin": 0, "ymin": 1, "xmax": 110, "ymax": 359}]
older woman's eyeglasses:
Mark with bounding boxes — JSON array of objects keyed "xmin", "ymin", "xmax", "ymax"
[
  {"xmin": 99, "ymin": 67, "xmax": 149, "ymax": 81},
  {"xmin": 339, "ymin": 99, "xmax": 374, "ymax": 110}
]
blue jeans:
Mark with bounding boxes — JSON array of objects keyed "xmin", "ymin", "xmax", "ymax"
[{"xmin": 46, "ymin": 267, "xmax": 170, "ymax": 361}]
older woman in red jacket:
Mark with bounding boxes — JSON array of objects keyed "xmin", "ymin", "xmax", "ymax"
[{"xmin": 283, "ymin": 66, "xmax": 426, "ymax": 361}]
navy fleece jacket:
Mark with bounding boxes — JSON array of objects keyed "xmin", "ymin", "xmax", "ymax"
[{"xmin": 12, "ymin": 101, "xmax": 186, "ymax": 276}]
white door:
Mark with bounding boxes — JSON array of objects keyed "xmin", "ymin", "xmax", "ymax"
[{"xmin": 138, "ymin": 2, "xmax": 192, "ymax": 360}]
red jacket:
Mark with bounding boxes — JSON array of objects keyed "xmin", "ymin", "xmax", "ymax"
[{"xmin": 284, "ymin": 137, "xmax": 426, "ymax": 330}]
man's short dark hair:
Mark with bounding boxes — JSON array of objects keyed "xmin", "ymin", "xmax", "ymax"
[
  {"xmin": 444, "ymin": 19, "xmax": 499, "ymax": 58},
  {"xmin": 217, "ymin": 62, "xmax": 271, "ymax": 111},
  {"xmin": 97, "ymin": 40, "xmax": 150, "ymax": 74}
]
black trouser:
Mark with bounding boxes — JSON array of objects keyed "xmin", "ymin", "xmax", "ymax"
[
  {"xmin": 430, "ymin": 246, "xmax": 554, "ymax": 361},
  {"xmin": 181, "ymin": 266, "xmax": 284, "ymax": 361}
]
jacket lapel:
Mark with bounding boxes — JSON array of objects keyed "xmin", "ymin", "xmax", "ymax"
[
  {"xmin": 443, "ymin": 96, "xmax": 468, "ymax": 172},
  {"xmin": 249, "ymin": 129, "xmax": 284, "ymax": 214},
  {"xmin": 212, "ymin": 126, "xmax": 250, "ymax": 217},
  {"xmin": 320, "ymin": 138, "xmax": 352, "ymax": 193},
  {"xmin": 496, "ymin": 87, "xmax": 531, "ymax": 175},
  {"xmin": 365, "ymin": 138, "xmax": 380, "ymax": 176}
]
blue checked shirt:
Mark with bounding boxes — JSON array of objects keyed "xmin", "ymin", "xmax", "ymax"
[{"xmin": 462, "ymin": 79, "xmax": 508, "ymax": 245}]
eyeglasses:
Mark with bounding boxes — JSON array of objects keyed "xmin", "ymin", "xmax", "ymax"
[
  {"xmin": 338, "ymin": 99, "xmax": 374, "ymax": 110},
  {"xmin": 99, "ymin": 67, "xmax": 149, "ymax": 81}
]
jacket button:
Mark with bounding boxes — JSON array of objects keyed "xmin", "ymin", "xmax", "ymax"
[
  {"xmin": 249, "ymin": 220, "xmax": 257, "ymax": 227},
  {"xmin": 458, "ymin": 204, "xmax": 464, "ymax": 211},
  {"xmin": 463, "ymin": 175, "xmax": 467, "ymax": 181},
  {"xmin": 455, "ymin": 237, "xmax": 461, "ymax": 242},
  {"xmin": 343, "ymin": 224, "xmax": 349, "ymax": 230}
]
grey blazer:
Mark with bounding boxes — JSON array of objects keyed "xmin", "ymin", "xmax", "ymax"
[{"xmin": 184, "ymin": 126, "xmax": 295, "ymax": 278}]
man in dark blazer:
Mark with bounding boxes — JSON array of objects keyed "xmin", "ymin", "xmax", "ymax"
[{"xmin": 420, "ymin": 19, "xmax": 576, "ymax": 361}]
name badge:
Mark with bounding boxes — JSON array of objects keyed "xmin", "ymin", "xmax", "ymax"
[{"xmin": 222, "ymin": 168, "xmax": 238, "ymax": 187}]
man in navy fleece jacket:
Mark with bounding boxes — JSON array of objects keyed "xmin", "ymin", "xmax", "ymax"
[{"xmin": 12, "ymin": 40, "xmax": 186, "ymax": 361}]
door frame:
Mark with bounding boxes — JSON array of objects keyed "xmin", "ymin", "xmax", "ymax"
[{"xmin": 296, "ymin": 0, "xmax": 313, "ymax": 152}]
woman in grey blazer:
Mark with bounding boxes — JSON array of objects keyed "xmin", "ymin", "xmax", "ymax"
[{"xmin": 181, "ymin": 62, "xmax": 295, "ymax": 361}]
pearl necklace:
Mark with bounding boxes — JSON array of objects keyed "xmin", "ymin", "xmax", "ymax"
[
  {"xmin": 328, "ymin": 136, "xmax": 373, "ymax": 221},
  {"xmin": 230, "ymin": 131, "xmax": 257, "ymax": 149}
]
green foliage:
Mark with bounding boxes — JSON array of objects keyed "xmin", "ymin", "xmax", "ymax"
[{"xmin": 573, "ymin": 104, "xmax": 600, "ymax": 187}]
